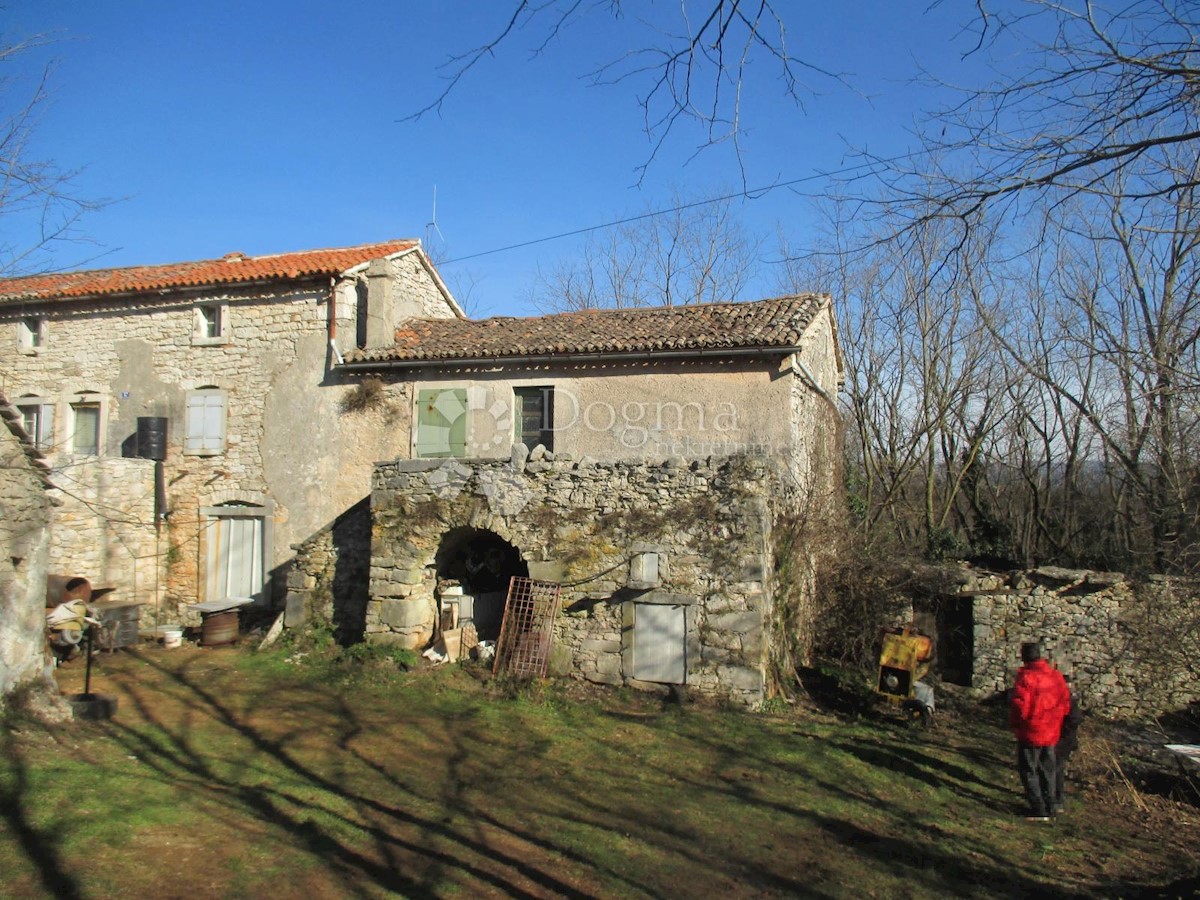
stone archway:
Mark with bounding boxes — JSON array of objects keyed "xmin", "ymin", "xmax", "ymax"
[{"xmin": 434, "ymin": 527, "xmax": 528, "ymax": 641}]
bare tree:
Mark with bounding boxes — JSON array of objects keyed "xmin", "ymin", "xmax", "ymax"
[
  {"xmin": 869, "ymin": 1, "xmax": 1200, "ymax": 232},
  {"xmin": 788, "ymin": 207, "xmax": 1013, "ymax": 559},
  {"xmin": 533, "ymin": 191, "xmax": 761, "ymax": 311},
  {"xmin": 407, "ymin": 1, "xmax": 843, "ymax": 181},
  {"xmin": 0, "ymin": 36, "xmax": 103, "ymax": 276},
  {"xmin": 977, "ymin": 151, "xmax": 1200, "ymax": 572}
]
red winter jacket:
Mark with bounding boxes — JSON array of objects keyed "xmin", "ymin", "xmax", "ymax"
[{"xmin": 1009, "ymin": 659, "xmax": 1071, "ymax": 747}]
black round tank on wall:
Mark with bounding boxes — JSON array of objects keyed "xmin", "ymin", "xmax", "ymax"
[{"xmin": 136, "ymin": 416, "xmax": 168, "ymax": 461}]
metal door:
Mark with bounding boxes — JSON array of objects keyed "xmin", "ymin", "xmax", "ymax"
[{"xmin": 633, "ymin": 603, "xmax": 686, "ymax": 684}]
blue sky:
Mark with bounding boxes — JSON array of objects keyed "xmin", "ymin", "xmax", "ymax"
[{"xmin": 4, "ymin": 1, "xmax": 996, "ymax": 316}]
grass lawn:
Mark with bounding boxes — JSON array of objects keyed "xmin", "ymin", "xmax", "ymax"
[{"xmin": 2, "ymin": 640, "xmax": 1198, "ymax": 899}]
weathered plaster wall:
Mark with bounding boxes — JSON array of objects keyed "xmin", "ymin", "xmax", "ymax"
[
  {"xmin": 0, "ymin": 409, "xmax": 52, "ymax": 699},
  {"xmin": 367, "ymin": 454, "xmax": 780, "ymax": 703},
  {"xmin": 408, "ymin": 359, "xmax": 798, "ymax": 463},
  {"xmin": 788, "ymin": 305, "xmax": 843, "ymax": 492},
  {"xmin": 960, "ymin": 566, "xmax": 1200, "ymax": 719}
]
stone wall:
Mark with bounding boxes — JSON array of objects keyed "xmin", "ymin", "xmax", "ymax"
[
  {"xmin": 0, "ymin": 404, "xmax": 52, "ymax": 700},
  {"xmin": 958, "ymin": 566, "xmax": 1200, "ymax": 719},
  {"xmin": 283, "ymin": 496, "xmax": 373, "ymax": 642},
  {"xmin": 366, "ymin": 453, "xmax": 786, "ymax": 704},
  {"xmin": 47, "ymin": 457, "xmax": 161, "ymax": 608}
]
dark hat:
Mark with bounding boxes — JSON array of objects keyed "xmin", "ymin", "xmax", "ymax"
[{"xmin": 1020, "ymin": 642, "xmax": 1042, "ymax": 663}]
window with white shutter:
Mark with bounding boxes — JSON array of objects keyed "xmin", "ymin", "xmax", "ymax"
[
  {"xmin": 70, "ymin": 392, "xmax": 102, "ymax": 456},
  {"xmin": 16, "ymin": 396, "xmax": 54, "ymax": 451},
  {"xmin": 185, "ymin": 388, "xmax": 227, "ymax": 455}
]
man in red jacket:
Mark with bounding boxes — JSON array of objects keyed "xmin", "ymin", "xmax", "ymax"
[{"xmin": 1010, "ymin": 642, "xmax": 1071, "ymax": 821}]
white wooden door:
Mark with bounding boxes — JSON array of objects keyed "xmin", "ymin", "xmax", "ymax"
[{"xmin": 207, "ymin": 514, "xmax": 265, "ymax": 603}]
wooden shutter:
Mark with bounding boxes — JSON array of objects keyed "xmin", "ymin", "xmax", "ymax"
[
  {"xmin": 186, "ymin": 392, "xmax": 225, "ymax": 453},
  {"xmin": 415, "ymin": 388, "xmax": 467, "ymax": 457}
]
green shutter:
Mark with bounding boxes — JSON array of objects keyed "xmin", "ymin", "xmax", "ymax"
[{"xmin": 415, "ymin": 389, "xmax": 467, "ymax": 457}]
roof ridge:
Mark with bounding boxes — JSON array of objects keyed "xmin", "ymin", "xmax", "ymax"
[
  {"xmin": 0, "ymin": 239, "xmax": 425, "ymax": 303},
  {"xmin": 472, "ymin": 294, "xmax": 821, "ymax": 325},
  {"xmin": 14, "ymin": 239, "xmax": 420, "ymax": 277}
]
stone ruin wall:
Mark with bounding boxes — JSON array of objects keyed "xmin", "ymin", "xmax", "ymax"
[
  {"xmin": 0, "ymin": 415, "xmax": 53, "ymax": 699},
  {"xmin": 961, "ymin": 566, "xmax": 1200, "ymax": 720},
  {"xmin": 364, "ymin": 452, "xmax": 787, "ymax": 704}
]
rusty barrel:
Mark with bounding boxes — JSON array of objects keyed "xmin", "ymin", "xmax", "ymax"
[{"xmin": 200, "ymin": 610, "xmax": 239, "ymax": 647}]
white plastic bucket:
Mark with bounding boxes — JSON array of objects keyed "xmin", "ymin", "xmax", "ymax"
[{"xmin": 161, "ymin": 628, "xmax": 183, "ymax": 649}]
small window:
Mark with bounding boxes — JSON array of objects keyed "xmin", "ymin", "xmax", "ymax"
[
  {"xmin": 71, "ymin": 401, "xmax": 101, "ymax": 456},
  {"xmin": 514, "ymin": 386, "xmax": 554, "ymax": 452},
  {"xmin": 193, "ymin": 303, "xmax": 228, "ymax": 344},
  {"xmin": 17, "ymin": 398, "xmax": 54, "ymax": 451},
  {"xmin": 18, "ymin": 317, "xmax": 46, "ymax": 352},
  {"xmin": 185, "ymin": 388, "xmax": 227, "ymax": 455}
]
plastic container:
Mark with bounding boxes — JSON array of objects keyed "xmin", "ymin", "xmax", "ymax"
[{"xmin": 160, "ymin": 627, "xmax": 183, "ymax": 649}]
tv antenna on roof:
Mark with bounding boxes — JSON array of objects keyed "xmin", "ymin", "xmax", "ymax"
[{"xmin": 425, "ymin": 185, "xmax": 446, "ymax": 259}]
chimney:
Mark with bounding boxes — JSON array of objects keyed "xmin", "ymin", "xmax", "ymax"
[{"xmin": 363, "ymin": 258, "xmax": 395, "ymax": 349}]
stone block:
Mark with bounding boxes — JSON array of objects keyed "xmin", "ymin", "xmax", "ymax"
[
  {"xmin": 594, "ymin": 653, "xmax": 623, "ymax": 677},
  {"xmin": 547, "ymin": 642, "xmax": 573, "ymax": 676},
  {"xmin": 284, "ymin": 592, "xmax": 307, "ymax": 627},
  {"xmin": 716, "ymin": 664, "xmax": 763, "ymax": 693},
  {"xmin": 706, "ymin": 611, "xmax": 762, "ymax": 634},
  {"xmin": 528, "ymin": 560, "xmax": 568, "ymax": 582},
  {"xmin": 580, "ymin": 638, "xmax": 622, "ymax": 654},
  {"xmin": 584, "ymin": 669, "xmax": 623, "ymax": 686},
  {"xmin": 395, "ymin": 568, "xmax": 424, "ymax": 585},
  {"xmin": 379, "ymin": 598, "xmax": 432, "ymax": 629}
]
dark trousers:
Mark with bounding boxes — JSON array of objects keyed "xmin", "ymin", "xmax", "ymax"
[{"xmin": 1017, "ymin": 743, "xmax": 1057, "ymax": 817}]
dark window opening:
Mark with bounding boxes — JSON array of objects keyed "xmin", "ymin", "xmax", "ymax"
[
  {"xmin": 23, "ymin": 317, "xmax": 44, "ymax": 348},
  {"xmin": 514, "ymin": 386, "xmax": 553, "ymax": 452},
  {"xmin": 435, "ymin": 527, "xmax": 529, "ymax": 641},
  {"xmin": 355, "ymin": 281, "xmax": 368, "ymax": 349}
]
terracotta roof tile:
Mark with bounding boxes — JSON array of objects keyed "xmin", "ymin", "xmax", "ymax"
[
  {"xmin": 346, "ymin": 295, "xmax": 828, "ymax": 364},
  {"xmin": 0, "ymin": 240, "xmax": 420, "ymax": 304}
]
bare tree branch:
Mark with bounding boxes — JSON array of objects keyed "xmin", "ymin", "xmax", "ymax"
[
  {"xmin": 0, "ymin": 34, "xmax": 107, "ymax": 276},
  {"xmin": 406, "ymin": 1, "xmax": 844, "ymax": 181}
]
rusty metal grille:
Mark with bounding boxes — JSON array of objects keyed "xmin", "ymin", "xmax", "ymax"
[{"xmin": 493, "ymin": 576, "xmax": 562, "ymax": 678}]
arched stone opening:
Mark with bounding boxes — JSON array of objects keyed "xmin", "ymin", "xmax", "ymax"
[{"xmin": 434, "ymin": 527, "xmax": 528, "ymax": 641}]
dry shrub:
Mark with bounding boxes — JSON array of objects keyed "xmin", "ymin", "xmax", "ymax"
[
  {"xmin": 810, "ymin": 531, "xmax": 948, "ymax": 669},
  {"xmin": 340, "ymin": 376, "xmax": 386, "ymax": 413}
]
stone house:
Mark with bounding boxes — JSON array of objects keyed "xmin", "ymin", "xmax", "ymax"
[
  {"xmin": 318, "ymin": 296, "xmax": 844, "ymax": 703},
  {"xmin": 0, "ymin": 392, "xmax": 54, "ymax": 701},
  {"xmin": 0, "ymin": 238, "xmax": 844, "ymax": 703},
  {"xmin": 0, "ymin": 241, "xmax": 462, "ymax": 624}
]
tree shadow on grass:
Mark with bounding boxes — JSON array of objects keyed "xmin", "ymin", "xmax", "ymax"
[
  {"xmin": 0, "ymin": 729, "xmax": 84, "ymax": 900},
  {"xmin": 797, "ymin": 664, "xmax": 886, "ymax": 721},
  {"xmin": 106, "ymin": 650, "xmax": 596, "ymax": 898}
]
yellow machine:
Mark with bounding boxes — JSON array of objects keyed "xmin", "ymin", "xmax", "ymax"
[{"xmin": 876, "ymin": 625, "xmax": 936, "ymax": 725}]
